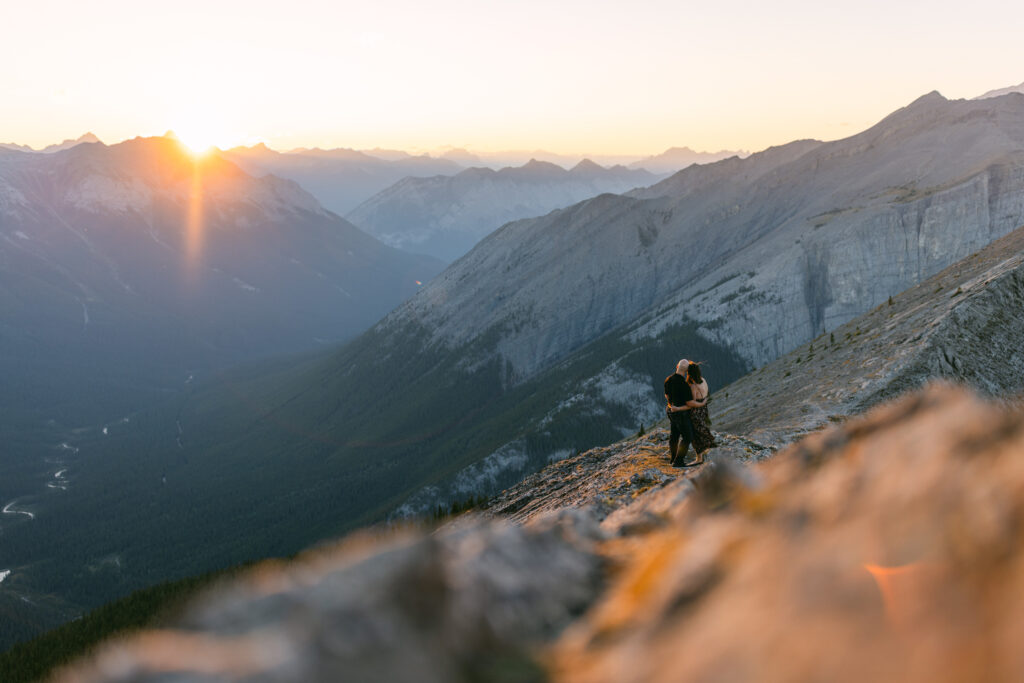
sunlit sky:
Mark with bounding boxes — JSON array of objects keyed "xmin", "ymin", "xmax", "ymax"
[{"xmin": 3, "ymin": 0, "xmax": 1022, "ymax": 157}]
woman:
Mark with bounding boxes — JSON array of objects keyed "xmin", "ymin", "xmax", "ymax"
[{"xmin": 686, "ymin": 362, "xmax": 716, "ymax": 464}]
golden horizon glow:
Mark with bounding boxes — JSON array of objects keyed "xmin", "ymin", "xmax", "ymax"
[
  {"xmin": 170, "ymin": 110, "xmax": 242, "ymax": 158},
  {"xmin": 3, "ymin": 1, "xmax": 1024, "ymax": 157}
]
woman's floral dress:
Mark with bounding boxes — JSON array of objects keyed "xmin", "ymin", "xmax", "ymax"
[{"xmin": 690, "ymin": 384, "xmax": 716, "ymax": 454}]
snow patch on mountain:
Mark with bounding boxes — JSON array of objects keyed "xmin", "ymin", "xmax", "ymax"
[
  {"xmin": 391, "ymin": 440, "xmax": 533, "ymax": 517},
  {"xmin": 0, "ymin": 179, "xmax": 29, "ymax": 214},
  {"xmin": 451, "ymin": 441, "xmax": 530, "ymax": 497},
  {"xmin": 232, "ymin": 277, "xmax": 259, "ymax": 292},
  {"xmin": 542, "ymin": 362, "xmax": 661, "ymax": 433}
]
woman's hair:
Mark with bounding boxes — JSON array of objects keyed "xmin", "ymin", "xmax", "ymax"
[{"xmin": 686, "ymin": 362, "xmax": 703, "ymax": 384}]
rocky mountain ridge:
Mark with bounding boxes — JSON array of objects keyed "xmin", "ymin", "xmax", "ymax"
[
  {"xmin": 391, "ymin": 220, "xmax": 1024, "ymax": 515},
  {"xmin": 347, "ymin": 158, "xmax": 662, "ymax": 261},
  {"xmin": 626, "ymin": 145, "xmax": 750, "ymax": 173},
  {"xmin": 402, "ymin": 91, "xmax": 1024, "ymax": 387},
  {"xmin": 975, "ymin": 80, "xmax": 1024, "ymax": 99},
  {"xmin": 712, "ymin": 222, "xmax": 1024, "ymax": 446},
  {"xmin": 0, "ymin": 132, "xmax": 102, "ymax": 154},
  {"xmin": 49, "ymin": 386, "xmax": 1024, "ymax": 682}
]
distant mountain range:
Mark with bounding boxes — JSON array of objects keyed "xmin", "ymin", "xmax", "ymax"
[
  {"xmin": 0, "ymin": 136, "xmax": 441, "ymax": 407},
  {"xmin": 0, "ymin": 133, "xmax": 442, "ymax": 526},
  {"xmin": 220, "ymin": 144, "xmax": 464, "ymax": 215},
  {"xmin": 0, "ymin": 132, "xmax": 102, "ymax": 154},
  {"xmin": 627, "ymin": 146, "xmax": 749, "ymax": 173},
  {"xmin": 347, "ymin": 159, "xmax": 663, "ymax": 261},
  {"xmin": 974, "ymin": 81, "xmax": 1024, "ymax": 99}
]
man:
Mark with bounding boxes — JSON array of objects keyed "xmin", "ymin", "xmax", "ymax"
[{"xmin": 664, "ymin": 359, "xmax": 695, "ymax": 466}]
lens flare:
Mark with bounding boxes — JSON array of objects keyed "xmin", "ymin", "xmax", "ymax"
[
  {"xmin": 864, "ymin": 562, "xmax": 943, "ymax": 630},
  {"xmin": 186, "ymin": 160, "xmax": 204, "ymax": 275}
]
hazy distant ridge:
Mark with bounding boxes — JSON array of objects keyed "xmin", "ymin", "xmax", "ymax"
[
  {"xmin": 347, "ymin": 158, "xmax": 663, "ymax": 261},
  {"xmin": 221, "ymin": 144, "xmax": 464, "ymax": 215}
]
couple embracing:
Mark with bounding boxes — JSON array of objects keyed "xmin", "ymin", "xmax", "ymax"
[{"xmin": 664, "ymin": 359, "xmax": 716, "ymax": 467}]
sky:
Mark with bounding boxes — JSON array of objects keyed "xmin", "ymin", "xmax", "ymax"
[{"xmin": 3, "ymin": 0, "xmax": 1023, "ymax": 157}]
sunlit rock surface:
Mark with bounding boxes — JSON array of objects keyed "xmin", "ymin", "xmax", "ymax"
[{"xmin": 551, "ymin": 386, "xmax": 1024, "ymax": 683}]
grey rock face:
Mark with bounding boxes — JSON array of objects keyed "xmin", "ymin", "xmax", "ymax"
[{"xmin": 710, "ymin": 223, "xmax": 1024, "ymax": 447}]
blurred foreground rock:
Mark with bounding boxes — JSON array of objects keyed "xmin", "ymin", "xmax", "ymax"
[
  {"xmin": 55, "ymin": 510, "xmax": 604, "ymax": 683},
  {"xmin": 56, "ymin": 385, "xmax": 1024, "ymax": 682}
]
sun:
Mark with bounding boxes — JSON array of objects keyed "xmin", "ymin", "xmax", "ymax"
[
  {"xmin": 173, "ymin": 124, "xmax": 221, "ymax": 157},
  {"xmin": 170, "ymin": 112, "xmax": 238, "ymax": 157}
]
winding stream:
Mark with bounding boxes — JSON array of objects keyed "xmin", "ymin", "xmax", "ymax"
[{"xmin": 2, "ymin": 500, "xmax": 35, "ymax": 520}]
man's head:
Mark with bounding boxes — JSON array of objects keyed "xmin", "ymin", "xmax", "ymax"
[{"xmin": 676, "ymin": 358, "xmax": 690, "ymax": 375}]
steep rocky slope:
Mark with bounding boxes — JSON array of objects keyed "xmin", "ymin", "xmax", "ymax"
[
  {"xmin": 347, "ymin": 159, "xmax": 661, "ymax": 261},
  {"xmin": 712, "ymin": 222, "xmax": 1024, "ymax": 446},
  {"xmin": 48, "ymin": 384, "xmax": 1024, "ymax": 683}
]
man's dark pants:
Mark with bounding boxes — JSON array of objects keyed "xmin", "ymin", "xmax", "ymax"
[{"xmin": 668, "ymin": 409, "xmax": 695, "ymax": 464}]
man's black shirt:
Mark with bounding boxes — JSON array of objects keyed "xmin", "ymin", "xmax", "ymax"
[{"xmin": 664, "ymin": 373, "xmax": 692, "ymax": 407}]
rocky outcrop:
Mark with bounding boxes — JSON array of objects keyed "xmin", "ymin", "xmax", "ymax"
[
  {"xmin": 54, "ymin": 385, "xmax": 1024, "ymax": 682},
  {"xmin": 482, "ymin": 431, "xmax": 774, "ymax": 526},
  {"xmin": 55, "ymin": 509, "xmax": 606, "ymax": 683},
  {"xmin": 551, "ymin": 386, "xmax": 1024, "ymax": 683}
]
